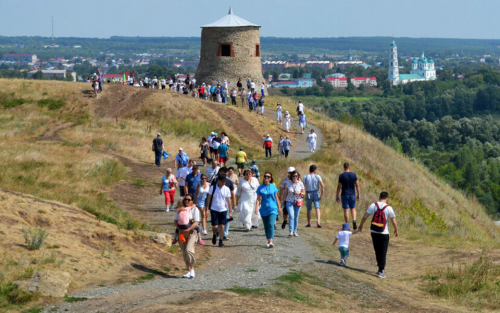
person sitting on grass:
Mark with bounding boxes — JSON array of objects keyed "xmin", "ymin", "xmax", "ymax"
[{"xmin": 332, "ymin": 222, "xmax": 360, "ymax": 267}]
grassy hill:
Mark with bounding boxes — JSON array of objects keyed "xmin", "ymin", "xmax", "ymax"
[{"xmin": 1, "ymin": 79, "xmax": 499, "ymax": 311}]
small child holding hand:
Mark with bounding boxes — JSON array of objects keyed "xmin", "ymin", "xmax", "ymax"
[{"xmin": 332, "ymin": 223, "xmax": 360, "ymax": 266}]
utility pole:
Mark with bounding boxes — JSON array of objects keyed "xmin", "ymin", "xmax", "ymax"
[{"xmin": 51, "ymin": 17, "xmax": 54, "ymax": 46}]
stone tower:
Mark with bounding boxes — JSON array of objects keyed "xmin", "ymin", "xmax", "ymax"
[
  {"xmin": 388, "ymin": 40, "xmax": 399, "ymax": 86},
  {"xmin": 195, "ymin": 7, "xmax": 265, "ymax": 90}
]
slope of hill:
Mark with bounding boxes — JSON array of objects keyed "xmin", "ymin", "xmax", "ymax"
[{"xmin": 1, "ymin": 79, "xmax": 499, "ymax": 312}]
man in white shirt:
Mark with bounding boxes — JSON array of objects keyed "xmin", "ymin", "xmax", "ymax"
[
  {"xmin": 208, "ymin": 132, "xmax": 215, "ymax": 160},
  {"xmin": 250, "ymin": 80, "xmax": 256, "ymax": 93},
  {"xmin": 206, "ymin": 175, "xmax": 233, "ymax": 247},
  {"xmin": 307, "ymin": 129, "xmax": 318, "ymax": 152},
  {"xmin": 358, "ymin": 191, "xmax": 398, "ymax": 279},
  {"xmin": 297, "ymin": 100, "xmax": 304, "ymax": 115},
  {"xmin": 206, "ymin": 160, "xmax": 219, "ymax": 184},
  {"xmin": 176, "ymin": 160, "xmax": 194, "ymax": 197},
  {"xmin": 303, "ymin": 165, "xmax": 325, "ymax": 228}
]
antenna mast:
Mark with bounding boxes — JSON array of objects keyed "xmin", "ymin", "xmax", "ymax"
[{"xmin": 51, "ymin": 17, "xmax": 54, "ymax": 46}]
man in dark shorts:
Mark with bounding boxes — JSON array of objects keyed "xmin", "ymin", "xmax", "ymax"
[
  {"xmin": 336, "ymin": 162, "xmax": 361, "ymax": 230},
  {"xmin": 151, "ymin": 133, "xmax": 164, "ymax": 167},
  {"xmin": 206, "ymin": 175, "xmax": 233, "ymax": 247},
  {"xmin": 211, "ymin": 167, "xmax": 236, "ymax": 240}
]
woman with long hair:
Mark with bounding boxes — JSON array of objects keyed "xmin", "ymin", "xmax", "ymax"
[
  {"xmin": 199, "ymin": 137, "xmax": 209, "ymax": 167},
  {"xmin": 237, "ymin": 169, "xmax": 260, "ymax": 231},
  {"xmin": 160, "ymin": 168, "xmax": 178, "ymax": 212},
  {"xmin": 283, "ymin": 170, "xmax": 305, "ymax": 237},
  {"xmin": 195, "ymin": 174, "xmax": 211, "ymax": 236},
  {"xmin": 174, "ymin": 194, "xmax": 200, "ymax": 278},
  {"xmin": 255, "ymin": 172, "xmax": 281, "ymax": 248}
]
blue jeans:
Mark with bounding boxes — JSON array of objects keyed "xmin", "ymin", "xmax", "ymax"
[
  {"xmin": 154, "ymin": 150, "xmax": 162, "ymax": 167},
  {"xmin": 306, "ymin": 192, "xmax": 321, "ymax": 211},
  {"xmin": 261, "ymin": 214, "xmax": 277, "ymax": 239},
  {"xmin": 253, "ymin": 101, "xmax": 258, "ymax": 110},
  {"xmin": 287, "ymin": 202, "xmax": 301, "ymax": 233}
]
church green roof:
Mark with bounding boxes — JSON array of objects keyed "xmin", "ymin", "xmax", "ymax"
[
  {"xmin": 429, "ymin": 58, "xmax": 434, "ymax": 63},
  {"xmin": 390, "ymin": 40, "xmax": 397, "ymax": 47},
  {"xmin": 399, "ymin": 74, "xmax": 424, "ymax": 80},
  {"xmin": 412, "ymin": 58, "xmax": 418, "ymax": 63}
]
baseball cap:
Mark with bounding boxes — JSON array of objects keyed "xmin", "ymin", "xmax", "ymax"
[
  {"xmin": 214, "ymin": 133, "xmax": 218, "ymax": 136},
  {"xmin": 239, "ymin": 147, "xmax": 243, "ymax": 150},
  {"xmin": 342, "ymin": 223, "xmax": 351, "ymax": 230},
  {"xmin": 157, "ymin": 133, "xmax": 161, "ymax": 136},
  {"xmin": 266, "ymin": 133, "xmax": 270, "ymax": 137},
  {"xmin": 287, "ymin": 167, "xmax": 295, "ymax": 173},
  {"xmin": 179, "ymin": 147, "xmax": 183, "ymax": 151},
  {"xmin": 285, "ymin": 111, "xmax": 289, "ymax": 113}
]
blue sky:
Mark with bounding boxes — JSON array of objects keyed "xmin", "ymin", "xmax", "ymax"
[{"xmin": 1, "ymin": 0, "xmax": 498, "ymax": 39}]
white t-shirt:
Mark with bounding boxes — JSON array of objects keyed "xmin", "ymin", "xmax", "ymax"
[
  {"xmin": 174, "ymin": 206, "xmax": 200, "ymax": 222},
  {"xmin": 307, "ymin": 133, "xmax": 317, "ymax": 144},
  {"xmin": 176, "ymin": 166, "xmax": 192, "ymax": 187},
  {"xmin": 366, "ymin": 202, "xmax": 396, "ymax": 235},
  {"xmin": 161, "ymin": 79, "xmax": 166, "ymax": 85},
  {"xmin": 276, "ymin": 105, "xmax": 282, "ymax": 113},
  {"xmin": 336, "ymin": 231, "xmax": 352, "ymax": 248},
  {"xmin": 297, "ymin": 102, "xmax": 304, "ymax": 113},
  {"xmin": 208, "ymin": 135, "xmax": 214, "ymax": 147},
  {"xmin": 208, "ymin": 184, "xmax": 231, "ymax": 212},
  {"xmin": 250, "ymin": 82, "xmax": 256, "ymax": 89},
  {"xmin": 206, "ymin": 166, "xmax": 219, "ymax": 183}
]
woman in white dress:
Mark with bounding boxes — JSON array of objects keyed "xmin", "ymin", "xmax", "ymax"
[
  {"xmin": 276, "ymin": 102, "xmax": 282, "ymax": 125},
  {"xmin": 236, "ymin": 169, "xmax": 261, "ymax": 231},
  {"xmin": 284, "ymin": 111, "xmax": 292, "ymax": 132}
]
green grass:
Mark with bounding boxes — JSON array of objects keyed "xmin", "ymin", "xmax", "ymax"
[
  {"xmin": 64, "ymin": 295, "xmax": 86, "ymax": 303},
  {"xmin": 37, "ymin": 98, "xmax": 66, "ymax": 110},
  {"xmin": 23, "ymin": 308, "xmax": 43, "ymax": 313},
  {"xmin": 227, "ymin": 286, "xmax": 266, "ymax": 295},
  {"xmin": 423, "ymin": 254, "xmax": 500, "ymax": 309},
  {"xmin": 138, "ymin": 273, "xmax": 155, "ymax": 280}
]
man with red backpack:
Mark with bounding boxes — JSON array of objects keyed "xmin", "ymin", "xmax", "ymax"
[
  {"xmin": 358, "ymin": 191, "xmax": 399, "ymax": 279},
  {"xmin": 263, "ymin": 134, "xmax": 273, "ymax": 158}
]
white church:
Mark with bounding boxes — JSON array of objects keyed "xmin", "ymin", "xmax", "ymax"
[{"xmin": 388, "ymin": 40, "xmax": 436, "ymax": 85}]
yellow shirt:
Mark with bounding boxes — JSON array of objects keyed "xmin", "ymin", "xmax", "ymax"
[{"xmin": 236, "ymin": 151, "xmax": 247, "ymax": 163}]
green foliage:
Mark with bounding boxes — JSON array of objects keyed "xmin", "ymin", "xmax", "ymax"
[
  {"xmin": 227, "ymin": 286, "xmax": 266, "ymax": 295},
  {"xmin": 64, "ymin": 295, "xmax": 86, "ymax": 303},
  {"xmin": 400, "ymin": 199, "xmax": 448, "ymax": 233},
  {"xmin": 22, "ymin": 226, "xmax": 49, "ymax": 250},
  {"xmin": 37, "ymin": 98, "xmax": 66, "ymax": 110},
  {"xmin": 384, "ymin": 135, "xmax": 403, "ymax": 154},
  {"xmin": 424, "ymin": 254, "xmax": 500, "ymax": 309},
  {"xmin": 0, "ymin": 283, "xmax": 39, "ymax": 305}
]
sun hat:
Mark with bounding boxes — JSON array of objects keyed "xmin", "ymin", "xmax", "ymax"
[
  {"xmin": 266, "ymin": 133, "xmax": 270, "ymax": 137},
  {"xmin": 342, "ymin": 223, "xmax": 351, "ymax": 230},
  {"xmin": 285, "ymin": 111, "xmax": 289, "ymax": 113},
  {"xmin": 287, "ymin": 167, "xmax": 295, "ymax": 173},
  {"xmin": 179, "ymin": 147, "xmax": 183, "ymax": 151}
]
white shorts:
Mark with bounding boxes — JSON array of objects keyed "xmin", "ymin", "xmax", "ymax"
[
  {"xmin": 300, "ymin": 122, "xmax": 306, "ymax": 128},
  {"xmin": 277, "ymin": 112, "xmax": 282, "ymax": 120},
  {"xmin": 309, "ymin": 141, "xmax": 317, "ymax": 149}
]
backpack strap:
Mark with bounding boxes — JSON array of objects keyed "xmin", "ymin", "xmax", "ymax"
[
  {"xmin": 207, "ymin": 183, "xmax": 218, "ymax": 211},
  {"xmin": 375, "ymin": 202, "xmax": 388, "ymax": 211}
]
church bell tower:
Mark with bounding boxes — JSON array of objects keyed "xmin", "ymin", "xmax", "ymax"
[{"xmin": 388, "ymin": 40, "xmax": 399, "ymax": 85}]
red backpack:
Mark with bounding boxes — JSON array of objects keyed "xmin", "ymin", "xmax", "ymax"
[
  {"xmin": 370, "ymin": 203, "xmax": 388, "ymax": 232},
  {"xmin": 265, "ymin": 140, "xmax": 272, "ymax": 148}
]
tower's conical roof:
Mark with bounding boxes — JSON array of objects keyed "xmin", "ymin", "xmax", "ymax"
[{"xmin": 202, "ymin": 7, "xmax": 260, "ymax": 28}]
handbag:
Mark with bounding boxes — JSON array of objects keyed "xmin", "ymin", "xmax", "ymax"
[
  {"xmin": 295, "ymin": 199, "xmax": 303, "ymax": 207},
  {"xmin": 163, "ymin": 151, "xmax": 169, "ymax": 160}
]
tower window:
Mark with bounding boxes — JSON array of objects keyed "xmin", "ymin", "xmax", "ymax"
[
  {"xmin": 217, "ymin": 43, "xmax": 234, "ymax": 57},
  {"xmin": 390, "ymin": 62, "xmax": 393, "ymax": 66},
  {"xmin": 255, "ymin": 44, "xmax": 261, "ymax": 57}
]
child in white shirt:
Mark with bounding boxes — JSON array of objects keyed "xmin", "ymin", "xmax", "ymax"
[{"xmin": 332, "ymin": 222, "xmax": 360, "ymax": 266}]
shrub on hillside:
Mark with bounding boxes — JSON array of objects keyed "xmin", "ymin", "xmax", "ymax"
[
  {"xmin": 22, "ymin": 226, "xmax": 49, "ymax": 250},
  {"xmin": 37, "ymin": 98, "xmax": 66, "ymax": 110}
]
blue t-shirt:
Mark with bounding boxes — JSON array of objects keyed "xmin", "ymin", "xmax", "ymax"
[
  {"xmin": 299, "ymin": 114, "xmax": 306, "ymax": 123},
  {"xmin": 249, "ymin": 164, "xmax": 260, "ymax": 177},
  {"xmin": 185, "ymin": 173, "xmax": 201, "ymax": 195},
  {"xmin": 339, "ymin": 172, "xmax": 358, "ymax": 196},
  {"xmin": 175, "ymin": 152, "xmax": 189, "ymax": 165},
  {"xmin": 282, "ymin": 139, "xmax": 291, "ymax": 151},
  {"xmin": 218, "ymin": 144, "xmax": 228, "ymax": 158},
  {"xmin": 256, "ymin": 184, "xmax": 279, "ymax": 216}
]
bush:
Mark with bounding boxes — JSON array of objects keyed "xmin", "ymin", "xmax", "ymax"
[
  {"xmin": 37, "ymin": 98, "xmax": 66, "ymax": 110},
  {"xmin": 22, "ymin": 226, "xmax": 49, "ymax": 250}
]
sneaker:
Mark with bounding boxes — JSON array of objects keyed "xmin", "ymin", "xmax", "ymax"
[
  {"xmin": 269, "ymin": 243, "xmax": 274, "ymax": 249},
  {"xmin": 219, "ymin": 240, "xmax": 225, "ymax": 247},
  {"xmin": 202, "ymin": 230, "xmax": 208, "ymax": 235},
  {"xmin": 166, "ymin": 208, "xmax": 170, "ymax": 213},
  {"xmin": 245, "ymin": 228, "xmax": 251, "ymax": 232},
  {"xmin": 223, "ymin": 236, "xmax": 229, "ymax": 241},
  {"xmin": 377, "ymin": 271, "xmax": 386, "ymax": 278},
  {"xmin": 266, "ymin": 243, "xmax": 270, "ymax": 248},
  {"xmin": 317, "ymin": 224, "xmax": 322, "ymax": 228},
  {"xmin": 172, "ymin": 238, "xmax": 178, "ymax": 245},
  {"xmin": 353, "ymin": 221, "xmax": 357, "ymax": 230},
  {"xmin": 252, "ymin": 226, "xmax": 258, "ymax": 229},
  {"xmin": 281, "ymin": 220, "xmax": 287, "ymax": 229},
  {"xmin": 341, "ymin": 259, "xmax": 347, "ymax": 266},
  {"xmin": 339, "ymin": 260, "xmax": 344, "ymax": 266},
  {"xmin": 190, "ymin": 271, "xmax": 195, "ymax": 278},
  {"xmin": 305, "ymin": 224, "xmax": 311, "ymax": 228},
  {"xmin": 212, "ymin": 234, "xmax": 217, "ymax": 245},
  {"xmin": 197, "ymin": 240, "xmax": 205, "ymax": 246},
  {"xmin": 182, "ymin": 272, "xmax": 191, "ymax": 278},
  {"xmin": 293, "ymin": 233, "xmax": 299, "ymax": 237}
]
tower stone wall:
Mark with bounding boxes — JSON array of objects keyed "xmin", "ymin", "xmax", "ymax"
[{"xmin": 195, "ymin": 26, "xmax": 265, "ymax": 90}]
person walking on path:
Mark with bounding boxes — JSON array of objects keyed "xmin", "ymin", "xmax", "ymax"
[
  {"xmin": 279, "ymin": 167, "xmax": 295, "ymax": 230},
  {"xmin": 336, "ymin": 162, "xmax": 361, "ymax": 230},
  {"xmin": 247, "ymin": 90, "xmax": 254, "ymax": 111},
  {"xmin": 215, "ymin": 167, "xmax": 237, "ymax": 240},
  {"xmin": 250, "ymin": 80, "xmax": 256, "ymax": 93},
  {"xmin": 278, "ymin": 135, "xmax": 285, "ymax": 160},
  {"xmin": 184, "ymin": 166, "xmax": 201, "ymax": 196},
  {"xmin": 237, "ymin": 169, "xmax": 261, "ymax": 231},
  {"xmin": 235, "ymin": 147, "xmax": 248, "ymax": 177},
  {"xmin": 256, "ymin": 172, "xmax": 282, "ymax": 248},
  {"xmin": 218, "ymin": 140, "xmax": 229, "ymax": 167},
  {"xmin": 283, "ymin": 170, "xmax": 305, "ymax": 237},
  {"xmin": 97, "ymin": 68, "xmax": 103, "ymax": 93},
  {"xmin": 212, "ymin": 133, "xmax": 221, "ymax": 160},
  {"xmin": 276, "ymin": 102, "xmax": 283, "ymax": 125},
  {"xmin": 299, "ymin": 112, "xmax": 307, "ymax": 134},
  {"xmin": 206, "ymin": 160, "xmax": 219, "ymax": 184},
  {"xmin": 206, "ymin": 175, "xmax": 233, "ymax": 247},
  {"xmin": 152, "ymin": 133, "xmax": 164, "ymax": 167},
  {"xmin": 174, "ymin": 195, "xmax": 200, "ymax": 278},
  {"xmin": 248, "ymin": 159, "xmax": 260, "ymax": 183},
  {"xmin": 282, "ymin": 136, "xmax": 292, "ymax": 159},
  {"xmin": 307, "ymin": 129, "xmax": 318, "ymax": 153},
  {"xmin": 358, "ymin": 192, "xmax": 398, "ymax": 278},
  {"xmin": 177, "ymin": 160, "xmax": 194, "ymax": 197},
  {"xmin": 303, "ymin": 165, "xmax": 325, "ymax": 228},
  {"xmin": 208, "ymin": 132, "xmax": 215, "ymax": 161},
  {"xmin": 297, "ymin": 100, "xmax": 304, "ymax": 116},
  {"xmin": 174, "ymin": 148, "xmax": 190, "ymax": 171},
  {"xmin": 257, "ymin": 96, "xmax": 265, "ymax": 115},
  {"xmin": 227, "ymin": 167, "xmax": 239, "ymax": 187},
  {"xmin": 263, "ymin": 134, "xmax": 273, "ymax": 158},
  {"xmin": 284, "ymin": 111, "xmax": 292, "ymax": 132},
  {"xmin": 237, "ymin": 78, "xmax": 243, "ymax": 92},
  {"xmin": 160, "ymin": 168, "xmax": 178, "ymax": 212},
  {"xmin": 246, "ymin": 78, "xmax": 251, "ymax": 90},
  {"xmin": 332, "ymin": 223, "xmax": 360, "ymax": 267},
  {"xmin": 199, "ymin": 137, "xmax": 209, "ymax": 167},
  {"xmin": 195, "ymin": 174, "xmax": 211, "ymax": 235},
  {"xmin": 92, "ymin": 74, "xmax": 99, "ymax": 98}
]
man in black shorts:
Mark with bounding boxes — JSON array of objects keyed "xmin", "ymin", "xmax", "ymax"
[{"xmin": 206, "ymin": 175, "xmax": 233, "ymax": 247}]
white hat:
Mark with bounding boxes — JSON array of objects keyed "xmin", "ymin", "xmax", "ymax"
[
  {"xmin": 285, "ymin": 111, "xmax": 289, "ymax": 113},
  {"xmin": 287, "ymin": 167, "xmax": 295, "ymax": 173},
  {"xmin": 179, "ymin": 147, "xmax": 183, "ymax": 151},
  {"xmin": 266, "ymin": 133, "xmax": 270, "ymax": 137},
  {"xmin": 157, "ymin": 133, "xmax": 161, "ymax": 136},
  {"xmin": 211, "ymin": 132, "xmax": 215, "ymax": 135}
]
